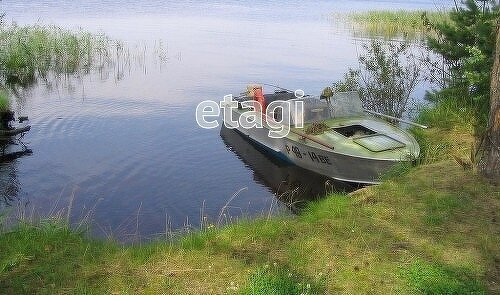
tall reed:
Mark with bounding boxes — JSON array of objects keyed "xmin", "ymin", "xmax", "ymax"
[
  {"xmin": 0, "ymin": 24, "xmax": 112, "ymax": 87},
  {"xmin": 349, "ymin": 10, "xmax": 450, "ymax": 39}
]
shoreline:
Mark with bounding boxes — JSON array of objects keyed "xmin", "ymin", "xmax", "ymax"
[{"xmin": 1, "ymin": 122, "xmax": 498, "ymax": 294}]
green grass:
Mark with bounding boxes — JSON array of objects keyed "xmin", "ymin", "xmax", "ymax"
[
  {"xmin": 348, "ymin": 10, "xmax": 450, "ymax": 39},
  {"xmin": 0, "ymin": 89, "xmax": 9, "ymax": 111},
  {"xmin": 417, "ymin": 95, "xmax": 479, "ymax": 133},
  {"xmin": 0, "ymin": 95, "xmax": 498, "ymax": 293},
  {"xmin": 405, "ymin": 260, "xmax": 486, "ymax": 294},
  {"xmin": 1, "ymin": 144, "xmax": 498, "ymax": 294},
  {"xmin": 413, "ymin": 92, "xmax": 484, "ymax": 168},
  {"xmin": 0, "ymin": 222, "xmax": 117, "ymax": 293},
  {"xmin": 238, "ymin": 264, "xmax": 325, "ymax": 295}
]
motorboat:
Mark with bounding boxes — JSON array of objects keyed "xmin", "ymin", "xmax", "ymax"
[{"xmin": 223, "ymin": 85, "xmax": 420, "ymax": 184}]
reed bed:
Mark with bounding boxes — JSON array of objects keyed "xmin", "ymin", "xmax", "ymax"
[
  {"xmin": 0, "ymin": 24, "xmax": 114, "ymax": 87},
  {"xmin": 348, "ymin": 10, "xmax": 450, "ymax": 39}
]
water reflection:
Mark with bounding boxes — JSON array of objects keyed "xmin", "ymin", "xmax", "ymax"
[
  {"xmin": 220, "ymin": 126, "xmax": 355, "ymax": 211},
  {"xmin": 0, "ymin": 137, "xmax": 32, "ymax": 208},
  {"xmin": 0, "ymin": 161, "xmax": 19, "ymax": 208}
]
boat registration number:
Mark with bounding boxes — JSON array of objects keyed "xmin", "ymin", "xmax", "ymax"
[{"xmin": 285, "ymin": 145, "xmax": 332, "ymax": 165}]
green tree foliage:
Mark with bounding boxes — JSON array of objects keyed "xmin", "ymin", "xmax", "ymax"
[
  {"xmin": 331, "ymin": 40, "xmax": 421, "ymax": 118},
  {"xmin": 424, "ymin": 0, "xmax": 499, "ymax": 122}
]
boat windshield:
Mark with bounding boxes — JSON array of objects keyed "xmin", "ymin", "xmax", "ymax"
[
  {"xmin": 296, "ymin": 98, "xmax": 332, "ymax": 124},
  {"xmin": 290, "ymin": 92, "xmax": 364, "ymax": 125},
  {"xmin": 329, "ymin": 91, "xmax": 364, "ymax": 117}
]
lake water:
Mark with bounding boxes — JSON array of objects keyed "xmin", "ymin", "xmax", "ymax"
[{"xmin": 0, "ymin": 0, "xmax": 452, "ymax": 241}]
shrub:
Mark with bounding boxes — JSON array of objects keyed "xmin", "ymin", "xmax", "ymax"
[{"xmin": 332, "ymin": 40, "xmax": 421, "ymax": 118}]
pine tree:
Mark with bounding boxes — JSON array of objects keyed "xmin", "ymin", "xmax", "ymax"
[{"xmin": 424, "ymin": 0, "xmax": 499, "ymax": 120}]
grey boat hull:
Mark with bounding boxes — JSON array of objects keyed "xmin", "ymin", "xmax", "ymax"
[{"xmin": 224, "ymin": 113, "xmax": 405, "ymax": 184}]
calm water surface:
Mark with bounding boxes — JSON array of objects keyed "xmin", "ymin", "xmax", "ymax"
[{"xmin": 0, "ymin": 0, "xmax": 452, "ymax": 241}]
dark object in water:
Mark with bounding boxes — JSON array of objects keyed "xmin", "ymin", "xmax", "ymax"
[
  {"xmin": 18, "ymin": 116, "xmax": 29, "ymax": 123},
  {"xmin": 0, "ymin": 111, "xmax": 15, "ymax": 130},
  {"xmin": 0, "ymin": 125, "xmax": 31, "ymax": 136},
  {"xmin": 0, "ymin": 135, "xmax": 32, "ymax": 162},
  {"xmin": 0, "ymin": 148, "xmax": 33, "ymax": 162}
]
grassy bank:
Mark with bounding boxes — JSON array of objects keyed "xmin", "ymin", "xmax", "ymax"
[
  {"xmin": 1, "ymin": 103, "xmax": 498, "ymax": 294},
  {"xmin": 348, "ymin": 10, "xmax": 450, "ymax": 39}
]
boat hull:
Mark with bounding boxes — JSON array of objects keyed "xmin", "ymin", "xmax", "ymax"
[{"xmin": 224, "ymin": 112, "xmax": 403, "ymax": 184}]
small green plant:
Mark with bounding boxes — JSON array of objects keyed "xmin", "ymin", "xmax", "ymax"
[
  {"xmin": 410, "ymin": 128, "xmax": 452, "ymax": 164},
  {"xmin": 0, "ymin": 90, "xmax": 10, "ymax": 112}
]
